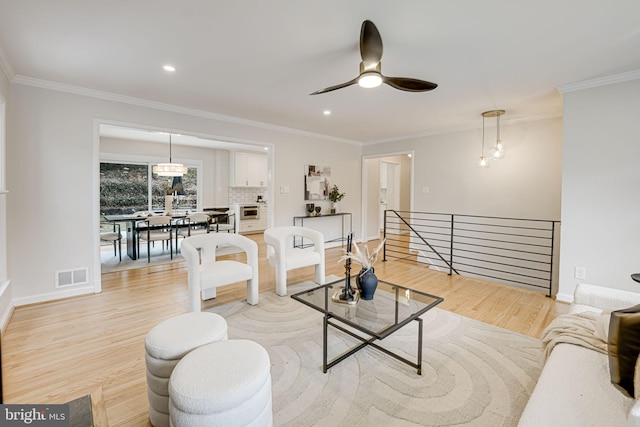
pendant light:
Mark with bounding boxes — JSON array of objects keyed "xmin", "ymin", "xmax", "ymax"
[
  {"xmin": 153, "ymin": 134, "xmax": 188, "ymax": 177},
  {"xmin": 484, "ymin": 109, "xmax": 506, "ymax": 160},
  {"xmin": 477, "ymin": 113, "xmax": 490, "ymax": 168}
]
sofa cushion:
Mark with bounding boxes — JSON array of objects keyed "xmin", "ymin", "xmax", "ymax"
[
  {"xmin": 517, "ymin": 343, "xmax": 634, "ymax": 427},
  {"xmin": 609, "ymin": 304, "xmax": 640, "ymax": 397}
]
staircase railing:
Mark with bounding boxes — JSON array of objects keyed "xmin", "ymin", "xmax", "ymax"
[{"xmin": 382, "ymin": 210, "xmax": 560, "ymax": 296}]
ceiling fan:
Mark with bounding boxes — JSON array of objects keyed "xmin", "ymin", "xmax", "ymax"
[{"xmin": 310, "ymin": 20, "xmax": 438, "ymax": 95}]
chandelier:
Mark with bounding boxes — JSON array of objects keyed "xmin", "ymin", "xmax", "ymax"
[
  {"xmin": 153, "ymin": 134, "xmax": 187, "ymax": 177},
  {"xmin": 478, "ymin": 109, "xmax": 506, "ymax": 168}
]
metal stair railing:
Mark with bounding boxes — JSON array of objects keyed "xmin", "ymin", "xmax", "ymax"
[{"xmin": 382, "ymin": 210, "xmax": 560, "ymax": 296}]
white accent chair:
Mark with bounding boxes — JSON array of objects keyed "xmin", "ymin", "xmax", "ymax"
[
  {"xmin": 264, "ymin": 226, "xmax": 325, "ymax": 296},
  {"xmin": 181, "ymin": 233, "xmax": 259, "ymax": 311}
]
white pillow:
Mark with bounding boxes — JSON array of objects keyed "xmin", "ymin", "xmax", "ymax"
[{"xmin": 594, "ymin": 311, "xmax": 611, "ymax": 342}]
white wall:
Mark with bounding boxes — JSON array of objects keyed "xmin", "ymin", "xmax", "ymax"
[
  {"xmin": 0, "ymin": 65, "xmax": 11, "ymax": 330},
  {"xmin": 558, "ymin": 78, "xmax": 640, "ymax": 300},
  {"xmin": 363, "ymin": 118, "xmax": 563, "ymax": 221},
  {"xmin": 6, "ymin": 83, "xmax": 363, "ymax": 305},
  {"xmin": 272, "ymin": 139, "xmax": 362, "ymax": 244}
]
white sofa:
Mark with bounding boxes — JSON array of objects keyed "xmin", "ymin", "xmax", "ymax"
[{"xmin": 518, "ymin": 283, "xmax": 640, "ymax": 427}]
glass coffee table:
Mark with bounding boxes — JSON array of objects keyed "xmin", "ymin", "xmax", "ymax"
[{"xmin": 291, "ymin": 276, "xmax": 443, "ymax": 374}]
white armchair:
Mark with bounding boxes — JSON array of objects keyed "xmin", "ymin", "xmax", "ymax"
[
  {"xmin": 264, "ymin": 226, "xmax": 325, "ymax": 296},
  {"xmin": 181, "ymin": 233, "xmax": 259, "ymax": 311}
]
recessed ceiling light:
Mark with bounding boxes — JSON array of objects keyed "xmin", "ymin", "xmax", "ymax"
[
  {"xmin": 323, "ymin": 110, "xmax": 331, "ymax": 116},
  {"xmin": 163, "ymin": 65, "xmax": 176, "ymax": 72}
]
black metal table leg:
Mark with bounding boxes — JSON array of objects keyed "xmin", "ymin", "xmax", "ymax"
[
  {"xmin": 323, "ymin": 314, "xmax": 328, "ymax": 373},
  {"xmin": 417, "ymin": 317, "xmax": 423, "ymax": 375}
]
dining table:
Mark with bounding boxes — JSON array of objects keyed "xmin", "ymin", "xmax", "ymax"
[{"xmin": 103, "ymin": 211, "xmax": 225, "ymax": 260}]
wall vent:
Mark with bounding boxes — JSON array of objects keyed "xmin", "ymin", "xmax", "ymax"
[{"xmin": 56, "ymin": 267, "xmax": 89, "ymax": 288}]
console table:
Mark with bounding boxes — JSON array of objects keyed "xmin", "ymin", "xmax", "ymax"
[{"xmin": 293, "ymin": 212, "xmax": 352, "ymax": 248}]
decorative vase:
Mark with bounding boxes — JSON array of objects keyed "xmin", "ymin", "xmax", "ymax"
[
  {"xmin": 164, "ymin": 195, "xmax": 174, "ymax": 213},
  {"xmin": 306, "ymin": 203, "xmax": 315, "ymax": 216},
  {"xmin": 357, "ymin": 267, "xmax": 378, "ymax": 300},
  {"xmin": 331, "ymin": 202, "xmax": 339, "ymax": 214}
]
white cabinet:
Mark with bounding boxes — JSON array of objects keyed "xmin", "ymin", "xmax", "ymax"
[
  {"xmin": 239, "ymin": 205, "xmax": 268, "ymax": 234},
  {"xmin": 258, "ymin": 205, "xmax": 268, "ymax": 230},
  {"xmin": 230, "ymin": 152, "xmax": 268, "ymax": 187}
]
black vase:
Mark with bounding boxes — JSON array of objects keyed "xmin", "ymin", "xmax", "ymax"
[{"xmin": 357, "ymin": 267, "xmax": 378, "ymax": 300}]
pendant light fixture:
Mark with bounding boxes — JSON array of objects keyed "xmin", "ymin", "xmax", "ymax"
[
  {"xmin": 484, "ymin": 109, "xmax": 506, "ymax": 160},
  {"xmin": 477, "ymin": 112, "xmax": 490, "ymax": 168},
  {"xmin": 153, "ymin": 134, "xmax": 188, "ymax": 177}
]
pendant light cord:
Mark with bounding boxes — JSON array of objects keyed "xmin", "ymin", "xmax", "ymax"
[{"xmin": 481, "ymin": 115, "xmax": 485, "ymax": 156}]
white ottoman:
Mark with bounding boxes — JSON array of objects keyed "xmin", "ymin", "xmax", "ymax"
[
  {"xmin": 169, "ymin": 340, "xmax": 272, "ymax": 427},
  {"xmin": 145, "ymin": 312, "xmax": 228, "ymax": 427}
]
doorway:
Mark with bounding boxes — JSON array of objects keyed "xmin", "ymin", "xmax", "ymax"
[
  {"xmin": 361, "ymin": 153, "xmax": 413, "ymax": 242},
  {"xmin": 94, "ymin": 122, "xmax": 274, "ymax": 288}
]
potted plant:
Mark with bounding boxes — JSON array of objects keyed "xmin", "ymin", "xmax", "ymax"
[
  {"xmin": 338, "ymin": 239, "xmax": 385, "ymax": 300},
  {"xmin": 328, "ymin": 185, "xmax": 345, "ymax": 214}
]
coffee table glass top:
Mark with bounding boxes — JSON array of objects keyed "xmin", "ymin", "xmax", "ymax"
[{"xmin": 291, "ymin": 276, "xmax": 443, "ymax": 340}]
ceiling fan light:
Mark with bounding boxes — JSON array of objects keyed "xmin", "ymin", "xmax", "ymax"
[{"xmin": 358, "ymin": 72, "xmax": 382, "ymax": 88}]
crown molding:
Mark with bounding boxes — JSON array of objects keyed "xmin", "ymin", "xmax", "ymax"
[
  {"xmin": 0, "ymin": 42, "xmax": 15, "ymax": 80},
  {"xmin": 11, "ymin": 75, "xmax": 361, "ymax": 146},
  {"xmin": 558, "ymin": 69, "xmax": 640, "ymax": 93}
]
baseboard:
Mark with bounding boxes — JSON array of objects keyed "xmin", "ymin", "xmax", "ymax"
[
  {"xmin": 555, "ymin": 292, "xmax": 574, "ymax": 303},
  {"xmin": 12, "ymin": 284, "xmax": 96, "ymax": 307},
  {"xmin": 0, "ymin": 279, "xmax": 14, "ymax": 333}
]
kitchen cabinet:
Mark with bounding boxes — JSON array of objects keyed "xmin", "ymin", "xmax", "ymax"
[
  {"xmin": 239, "ymin": 204, "xmax": 268, "ymax": 234},
  {"xmin": 230, "ymin": 152, "xmax": 268, "ymax": 187}
]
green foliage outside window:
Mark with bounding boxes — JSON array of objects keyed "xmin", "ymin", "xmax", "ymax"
[{"xmin": 100, "ymin": 162, "xmax": 198, "ymax": 214}]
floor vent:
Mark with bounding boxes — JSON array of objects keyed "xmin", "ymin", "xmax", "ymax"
[{"xmin": 56, "ymin": 267, "xmax": 89, "ymax": 288}]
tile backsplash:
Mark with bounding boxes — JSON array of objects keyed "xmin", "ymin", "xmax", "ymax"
[{"xmin": 229, "ymin": 187, "xmax": 267, "ymax": 204}]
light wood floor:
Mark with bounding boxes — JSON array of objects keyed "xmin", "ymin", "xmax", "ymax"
[{"xmin": 1, "ymin": 234, "xmax": 569, "ymax": 426}]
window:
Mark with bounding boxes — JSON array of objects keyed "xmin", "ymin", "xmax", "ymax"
[
  {"xmin": 151, "ymin": 167, "xmax": 198, "ymax": 211},
  {"xmin": 100, "ymin": 161, "xmax": 198, "ymax": 214}
]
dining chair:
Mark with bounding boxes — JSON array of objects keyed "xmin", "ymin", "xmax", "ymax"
[
  {"xmin": 181, "ymin": 233, "xmax": 259, "ymax": 311},
  {"xmin": 263, "ymin": 226, "xmax": 325, "ymax": 296},
  {"xmin": 138, "ymin": 215, "xmax": 173, "ymax": 263},
  {"xmin": 210, "ymin": 209, "xmax": 236, "ymax": 233},
  {"xmin": 175, "ymin": 212, "xmax": 211, "ymax": 252},
  {"xmin": 100, "ymin": 221, "xmax": 122, "ymax": 262}
]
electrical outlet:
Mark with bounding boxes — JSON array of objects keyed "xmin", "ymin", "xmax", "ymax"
[
  {"xmin": 280, "ymin": 186, "xmax": 289, "ymax": 194},
  {"xmin": 422, "ymin": 186, "xmax": 430, "ymax": 194},
  {"xmin": 574, "ymin": 267, "xmax": 586, "ymax": 280}
]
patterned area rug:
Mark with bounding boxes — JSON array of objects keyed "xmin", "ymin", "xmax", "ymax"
[{"xmin": 209, "ymin": 280, "xmax": 542, "ymax": 427}]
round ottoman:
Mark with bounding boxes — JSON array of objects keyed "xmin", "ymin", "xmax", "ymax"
[
  {"xmin": 145, "ymin": 312, "xmax": 228, "ymax": 427},
  {"xmin": 169, "ymin": 340, "xmax": 272, "ymax": 427}
]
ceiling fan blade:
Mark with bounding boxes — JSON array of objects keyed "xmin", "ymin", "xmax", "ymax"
[
  {"xmin": 383, "ymin": 76, "xmax": 438, "ymax": 92},
  {"xmin": 309, "ymin": 77, "xmax": 359, "ymax": 95},
  {"xmin": 360, "ymin": 20, "xmax": 383, "ymax": 67}
]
